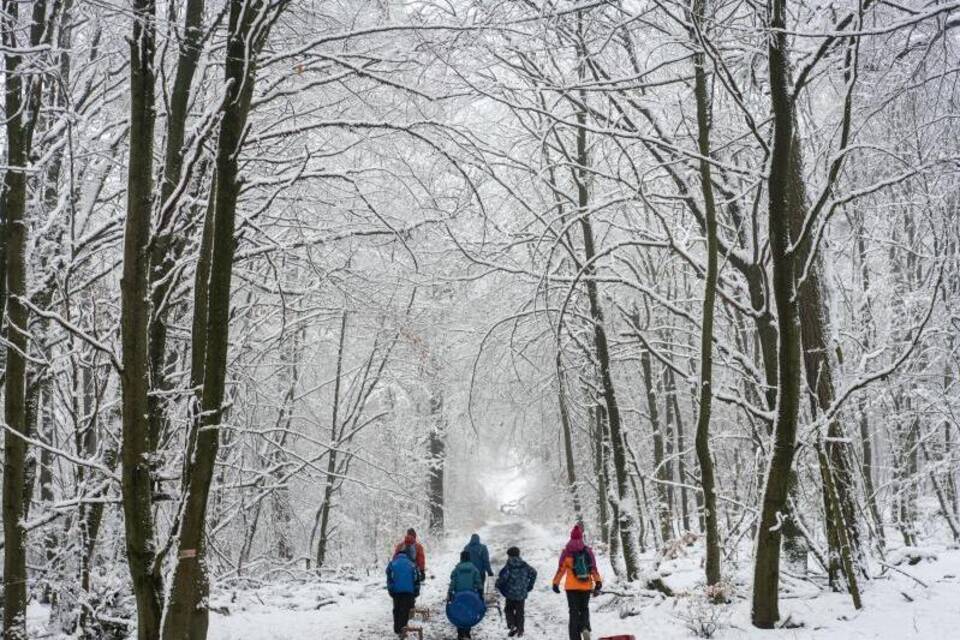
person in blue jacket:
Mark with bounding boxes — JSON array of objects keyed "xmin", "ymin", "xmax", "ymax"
[
  {"xmin": 496, "ymin": 546, "xmax": 537, "ymax": 637},
  {"xmin": 463, "ymin": 533, "xmax": 494, "ymax": 588},
  {"xmin": 387, "ymin": 550, "xmax": 421, "ymax": 637},
  {"xmin": 448, "ymin": 550, "xmax": 483, "ymax": 639}
]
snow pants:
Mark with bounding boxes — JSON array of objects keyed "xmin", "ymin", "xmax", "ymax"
[
  {"xmin": 566, "ymin": 590, "xmax": 592, "ymax": 640},
  {"xmin": 505, "ymin": 599, "xmax": 526, "ymax": 633},
  {"xmin": 392, "ymin": 593, "xmax": 416, "ymax": 633}
]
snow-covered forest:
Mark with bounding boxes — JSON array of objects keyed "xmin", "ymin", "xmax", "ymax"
[{"xmin": 1, "ymin": 0, "xmax": 959, "ymax": 638}]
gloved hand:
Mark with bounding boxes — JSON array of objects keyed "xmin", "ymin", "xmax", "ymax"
[
  {"xmin": 593, "ymin": 582, "xmax": 603, "ymax": 596},
  {"xmin": 552, "ymin": 584, "xmax": 561, "ymax": 594}
]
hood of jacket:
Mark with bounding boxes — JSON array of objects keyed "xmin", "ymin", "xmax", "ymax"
[
  {"xmin": 455, "ymin": 560, "xmax": 478, "ymax": 573},
  {"xmin": 468, "ymin": 533, "xmax": 481, "ymax": 546}
]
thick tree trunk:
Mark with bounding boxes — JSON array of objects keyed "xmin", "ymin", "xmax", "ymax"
[
  {"xmin": 752, "ymin": 0, "xmax": 804, "ymax": 626},
  {"xmin": 2, "ymin": 2, "xmax": 46, "ymax": 637},
  {"xmin": 788, "ymin": 139, "xmax": 865, "ymax": 598},
  {"xmin": 163, "ymin": 2, "xmax": 272, "ymax": 637},
  {"xmin": 690, "ymin": 0, "xmax": 722, "ymax": 584},
  {"xmin": 120, "ymin": 2, "xmax": 165, "ymax": 638},
  {"xmin": 148, "ymin": 0, "xmax": 206, "ymax": 452}
]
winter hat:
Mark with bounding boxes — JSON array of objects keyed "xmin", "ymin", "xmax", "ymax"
[
  {"xmin": 407, "ymin": 528, "xmax": 417, "ymax": 539},
  {"xmin": 570, "ymin": 524, "xmax": 584, "ymax": 540},
  {"xmin": 460, "ymin": 551, "xmax": 471, "ymax": 562},
  {"xmin": 507, "ymin": 546, "xmax": 520, "ymax": 557}
]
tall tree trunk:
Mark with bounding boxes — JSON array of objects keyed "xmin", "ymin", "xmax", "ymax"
[
  {"xmin": 37, "ymin": 375, "xmax": 57, "ymax": 603},
  {"xmin": 316, "ymin": 311, "xmax": 348, "ymax": 572},
  {"xmin": 557, "ymin": 351, "xmax": 583, "ymax": 519},
  {"xmin": 574, "ymin": 95, "xmax": 640, "ymax": 580},
  {"xmin": 148, "ymin": 0, "xmax": 206, "ymax": 452},
  {"xmin": 591, "ymin": 402, "xmax": 611, "ymax": 547},
  {"xmin": 2, "ymin": 1, "xmax": 46, "ymax": 637},
  {"xmin": 120, "ymin": 2, "xmax": 165, "ymax": 638},
  {"xmin": 163, "ymin": 2, "xmax": 274, "ymax": 637},
  {"xmin": 640, "ymin": 344, "xmax": 672, "ymax": 544},
  {"xmin": 427, "ymin": 390, "xmax": 446, "ymax": 535},
  {"xmin": 788, "ymin": 51, "xmax": 865, "ymax": 595},
  {"xmin": 854, "ymin": 218, "xmax": 885, "ymax": 549},
  {"xmin": 77, "ymin": 360, "xmax": 114, "ymax": 635},
  {"xmin": 752, "ymin": 0, "xmax": 805, "ymax": 626},
  {"xmin": 664, "ymin": 368, "xmax": 691, "ymax": 533},
  {"xmin": 690, "ymin": 0, "xmax": 722, "ymax": 585}
]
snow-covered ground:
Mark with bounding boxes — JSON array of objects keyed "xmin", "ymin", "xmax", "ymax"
[{"xmin": 205, "ymin": 519, "xmax": 960, "ymax": 639}]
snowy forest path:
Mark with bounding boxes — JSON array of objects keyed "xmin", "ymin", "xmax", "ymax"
[
  {"xmin": 207, "ymin": 519, "xmax": 583, "ymax": 639},
  {"xmin": 207, "ymin": 518, "xmax": 960, "ymax": 639}
]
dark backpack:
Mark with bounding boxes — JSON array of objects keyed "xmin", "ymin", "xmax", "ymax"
[{"xmin": 572, "ymin": 550, "xmax": 592, "ymax": 580}]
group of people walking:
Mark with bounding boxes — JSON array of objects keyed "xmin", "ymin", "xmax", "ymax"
[{"xmin": 385, "ymin": 524, "xmax": 603, "ymax": 640}]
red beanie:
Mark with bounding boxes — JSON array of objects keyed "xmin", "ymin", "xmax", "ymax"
[{"xmin": 570, "ymin": 524, "xmax": 583, "ymax": 540}]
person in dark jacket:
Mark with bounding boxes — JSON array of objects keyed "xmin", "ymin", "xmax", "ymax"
[
  {"xmin": 463, "ymin": 533, "xmax": 494, "ymax": 588},
  {"xmin": 496, "ymin": 546, "xmax": 537, "ymax": 637},
  {"xmin": 449, "ymin": 551, "xmax": 483, "ymax": 639},
  {"xmin": 387, "ymin": 551, "xmax": 421, "ymax": 637}
]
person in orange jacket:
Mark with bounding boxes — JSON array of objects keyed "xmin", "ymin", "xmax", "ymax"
[
  {"xmin": 394, "ymin": 528, "xmax": 427, "ymax": 580},
  {"xmin": 552, "ymin": 524, "xmax": 602, "ymax": 640}
]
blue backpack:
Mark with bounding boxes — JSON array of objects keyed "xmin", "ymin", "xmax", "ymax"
[
  {"xmin": 446, "ymin": 591, "xmax": 486, "ymax": 629},
  {"xmin": 387, "ymin": 555, "xmax": 418, "ymax": 595}
]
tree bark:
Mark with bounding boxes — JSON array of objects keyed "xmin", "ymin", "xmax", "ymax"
[
  {"xmin": 558, "ymin": 351, "xmax": 584, "ymax": 519},
  {"xmin": 790, "ymin": 119, "xmax": 864, "ymax": 596},
  {"xmin": 427, "ymin": 390, "xmax": 446, "ymax": 535},
  {"xmin": 148, "ymin": 0, "xmax": 206, "ymax": 453},
  {"xmin": 2, "ymin": 1, "xmax": 47, "ymax": 637},
  {"xmin": 752, "ymin": 0, "xmax": 805, "ymax": 626},
  {"xmin": 591, "ymin": 401, "xmax": 611, "ymax": 547},
  {"xmin": 690, "ymin": 0, "xmax": 722, "ymax": 585},
  {"xmin": 574, "ymin": 93, "xmax": 641, "ymax": 580},
  {"xmin": 854, "ymin": 218, "xmax": 885, "ymax": 548},
  {"xmin": 163, "ymin": 2, "xmax": 274, "ymax": 636},
  {"xmin": 640, "ymin": 344, "xmax": 672, "ymax": 544},
  {"xmin": 664, "ymin": 367, "xmax": 691, "ymax": 532},
  {"xmin": 315, "ymin": 311, "xmax": 348, "ymax": 571},
  {"xmin": 119, "ymin": 2, "xmax": 165, "ymax": 638}
]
